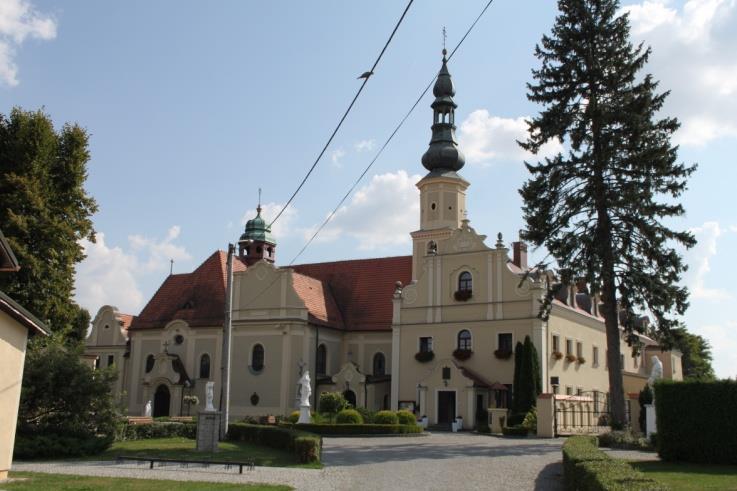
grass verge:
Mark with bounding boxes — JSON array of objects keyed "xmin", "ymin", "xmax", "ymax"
[
  {"xmin": 73, "ymin": 437, "xmax": 321, "ymax": 469},
  {"xmin": 4, "ymin": 471, "xmax": 291, "ymax": 490},
  {"xmin": 631, "ymin": 460, "xmax": 737, "ymax": 491}
]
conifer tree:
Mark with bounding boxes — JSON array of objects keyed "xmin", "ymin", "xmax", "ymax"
[
  {"xmin": 520, "ymin": 0, "xmax": 695, "ymax": 427},
  {"xmin": 512, "ymin": 341, "xmax": 525, "ymax": 416},
  {"xmin": 0, "ymin": 108, "xmax": 97, "ymax": 340}
]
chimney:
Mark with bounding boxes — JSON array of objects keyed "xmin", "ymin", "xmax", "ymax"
[{"xmin": 512, "ymin": 241, "xmax": 528, "ymax": 270}]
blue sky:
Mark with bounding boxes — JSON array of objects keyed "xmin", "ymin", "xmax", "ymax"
[{"xmin": 1, "ymin": 0, "xmax": 735, "ymax": 378}]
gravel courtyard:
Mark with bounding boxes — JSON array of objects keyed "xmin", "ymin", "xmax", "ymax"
[{"xmin": 14, "ymin": 433, "xmax": 564, "ymax": 490}]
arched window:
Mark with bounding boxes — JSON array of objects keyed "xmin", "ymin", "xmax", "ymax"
[
  {"xmin": 145, "ymin": 354, "xmax": 155, "ymax": 373},
  {"xmin": 316, "ymin": 344, "xmax": 327, "ymax": 375},
  {"xmin": 251, "ymin": 344, "xmax": 264, "ymax": 372},
  {"xmin": 458, "ymin": 330, "xmax": 472, "ymax": 350},
  {"xmin": 458, "ymin": 271, "xmax": 472, "ymax": 292},
  {"xmin": 373, "ymin": 352, "xmax": 386, "ymax": 376},
  {"xmin": 199, "ymin": 354, "xmax": 210, "ymax": 379}
]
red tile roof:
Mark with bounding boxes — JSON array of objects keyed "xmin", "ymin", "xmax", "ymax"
[
  {"xmin": 291, "ymin": 272, "xmax": 344, "ymax": 328},
  {"xmin": 130, "ymin": 251, "xmax": 246, "ymax": 330},
  {"xmin": 291, "ymin": 256, "xmax": 412, "ymax": 331}
]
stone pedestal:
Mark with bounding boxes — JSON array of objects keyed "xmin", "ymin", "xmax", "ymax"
[
  {"xmin": 645, "ymin": 404, "xmax": 657, "ymax": 438},
  {"xmin": 536, "ymin": 394, "xmax": 555, "ymax": 438},
  {"xmin": 196, "ymin": 410, "xmax": 221, "ymax": 452},
  {"xmin": 297, "ymin": 405, "xmax": 311, "ymax": 424},
  {"xmin": 489, "ymin": 408, "xmax": 508, "ymax": 434}
]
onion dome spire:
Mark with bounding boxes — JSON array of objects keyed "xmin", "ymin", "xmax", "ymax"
[
  {"xmin": 238, "ymin": 190, "xmax": 277, "ymax": 265},
  {"xmin": 421, "ymin": 49, "xmax": 465, "ymax": 173}
]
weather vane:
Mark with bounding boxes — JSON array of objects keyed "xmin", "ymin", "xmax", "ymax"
[{"xmin": 442, "ymin": 26, "xmax": 447, "ymax": 51}]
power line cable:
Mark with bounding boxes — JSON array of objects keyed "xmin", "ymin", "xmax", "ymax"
[
  {"xmin": 268, "ymin": 0, "xmax": 415, "ymax": 228},
  {"xmin": 288, "ymin": 0, "xmax": 497, "ymax": 265}
]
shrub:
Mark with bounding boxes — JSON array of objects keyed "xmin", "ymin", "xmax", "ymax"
[
  {"xmin": 502, "ymin": 425, "xmax": 528, "ymax": 436},
  {"xmin": 562, "ymin": 436, "xmax": 664, "ymax": 490},
  {"xmin": 117, "ymin": 421, "xmax": 196, "ymax": 441},
  {"xmin": 335, "ymin": 409, "xmax": 364, "ymax": 424},
  {"xmin": 507, "ymin": 412, "xmax": 526, "ymax": 427},
  {"xmin": 287, "ymin": 411, "xmax": 300, "ymax": 424},
  {"xmin": 228, "ymin": 423, "xmax": 321, "ymax": 464},
  {"xmin": 598, "ymin": 430, "xmax": 651, "ymax": 450},
  {"xmin": 14, "ymin": 433, "xmax": 113, "ymax": 460},
  {"xmin": 655, "ymin": 379, "xmax": 737, "ymax": 464},
  {"xmin": 374, "ymin": 410, "xmax": 399, "ymax": 425},
  {"xmin": 355, "ymin": 406, "xmax": 375, "ymax": 424},
  {"xmin": 521, "ymin": 407, "xmax": 537, "ymax": 434},
  {"xmin": 286, "ymin": 423, "xmax": 422, "ymax": 435},
  {"xmin": 318, "ymin": 392, "xmax": 348, "ymax": 414},
  {"xmin": 396, "ymin": 410, "xmax": 417, "ymax": 426}
]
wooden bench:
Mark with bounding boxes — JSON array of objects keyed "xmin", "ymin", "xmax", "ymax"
[
  {"xmin": 115, "ymin": 456, "xmax": 255, "ymax": 474},
  {"xmin": 126, "ymin": 416, "xmax": 154, "ymax": 425}
]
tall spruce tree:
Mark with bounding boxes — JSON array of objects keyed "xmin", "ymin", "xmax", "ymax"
[
  {"xmin": 512, "ymin": 341, "xmax": 525, "ymax": 416},
  {"xmin": 520, "ymin": 0, "xmax": 695, "ymax": 427},
  {"xmin": 0, "ymin": 108, "xmax": 97, "ymax": 340}
]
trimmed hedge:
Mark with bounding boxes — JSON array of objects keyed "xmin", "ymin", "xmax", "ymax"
[
  {"xmin": 562, "ymin": 436, "xmax": 665, "ymax": 490},
  {"xmin": 396, "ymin": 410, "xmax": 418, "ymax": 426},
  {"xmin": 116, "ymin": 421, "xmax": 196, "ymax": 441},
  {"xmin": 288, "ymin": 423, "xmax": 422, "ymax": 435},
  {"xmin": 374, "ymin": 410, "xmax": 399, "ymax": 425},
  {"xmin": 14, "ymin": 433, "xmax": 112, "ymax": 459},
  {"xmin": 655, "ymin": 380, "xmax": 737, "ymax": 464},
  {"xmin": 227, "ymin": 423, "xmax": 321, "ymax": 464},
  {"xmin": 335, "ymin": 409, "xmax": 364, "ymax": 424}
]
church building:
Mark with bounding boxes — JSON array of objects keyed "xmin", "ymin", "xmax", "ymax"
[{"xmin": 85, "ymin": 51, "xmax": 682, "ymax": 429}]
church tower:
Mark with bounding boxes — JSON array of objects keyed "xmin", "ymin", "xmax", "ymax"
[
  {"xmin": 238, "ymin": 202, "xmax": 277, "ymax": 266},
  {"xmin": 410, "ymin": 49, "xmax": 470, "ymax": 278}
]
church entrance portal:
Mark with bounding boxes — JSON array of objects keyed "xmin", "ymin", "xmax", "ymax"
[
  {"xmin": 343, "ymin": 390, "xmax": 357, "ymax": 408},
  {"xmin": 438, "ymin": 391, "xmax": 456, "ymax": 424},
  {"xmin": 153, "ymin": 384, "xmax": 170, "ymax": 417}
]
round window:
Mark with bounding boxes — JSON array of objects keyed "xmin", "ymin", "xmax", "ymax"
[{"xmin": 431, "ymin": 203, "xmax": 437, "ymax": 210}]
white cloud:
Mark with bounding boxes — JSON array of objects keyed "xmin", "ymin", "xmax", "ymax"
[
  {"xmin": 330, "ymin": 148, "xmax": 346, "ymax": 167},
  {"xmin": 686, "ymin": 221, "xmax": 732, "ymax": 301},
  {"xmin": 0, "ymin": 0, "xmax": 56, "ymax": 86},
  {"xmin": 730, "ymin": 225, "xmax": 737, "ymax": 233},
  {"xmin": 241, "ymin": 202, "xmax": 297, "ymax": 241},
  {"xmin": 622, "ymin": 0, "xmax": 737, "ymax": 145},
  {"xmin": 354, "ymin": 139, "xmax": 375, "ymax": 152},
  {"xmin": 458, "ymin": 109, "xmax": 563, "ymax": 166},
  {"xmin": 75, "ymin": 227, "xmax": 191, "ymax": 315},
  {"xmin": 309, "ymin": 170, "xmax": 421, "ymax": 250},
  {"xmin": 693, "ymin": 321, "xmax": 737, "ymax": 379}
]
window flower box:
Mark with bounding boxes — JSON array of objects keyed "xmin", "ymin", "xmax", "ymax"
[
  {"xmin": 415, "ymin": 351, "xmax": 435, "ymax": 363},
  {"xmin": 577, "ymin": 356, "xmax": 586, "ymax": 364},
  {"xmin": 452, "ymin": 348, "xmax": 473, "ymax": 361},
  {"xmin": 494, "ymin": 349, "xmax": 513, "ymax": 360},
  {"xmin": 552, "ymin": 351, "xmax": 563, "ymax": 360},
  {"xmin": 565, "ymin": 354, "xmax": 577, "ymax": 363},
  {"xmin": 454, "ymin": 289, "xmax": 472, "ymax": 301}
]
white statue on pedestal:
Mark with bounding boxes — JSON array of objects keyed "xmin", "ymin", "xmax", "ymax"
[
  {"xmin": 144, "ymin": 400, "xmax": 152, "ymax": 417},
  {"xmin": 297, "ymin": 370, "xmax": 312, "ymax": 424},
  {"xmin": 205, "ymin": 381, "xmax": 215, "ymax": 411},
  {"xmin": 648, "ymin": 355, "xmax": 663, "ymax": 400}
]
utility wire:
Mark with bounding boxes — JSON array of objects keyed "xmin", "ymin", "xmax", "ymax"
[
  {"xmin": 289, "ymin": 0, "xmax": 497, "ymax": 265},
  {"xmin": 268, "ymin": 0, "xmax": 415, "ymax": 228}
]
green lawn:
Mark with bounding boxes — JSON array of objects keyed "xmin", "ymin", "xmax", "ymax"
[
  {"xmin": 5, "ymin": 471, "xmax": 291, "ymax": 490},
  {"xmin": 631, "ymin": 461, "xmax": 737, "ymax": 490},
  {"xmin": 75, "ymin": 437, "xmax": 321, "ymax": 469}
]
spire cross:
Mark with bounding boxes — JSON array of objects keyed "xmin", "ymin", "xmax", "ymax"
[
  {"xmin": 442, "ymin": 26, "xmax": 447, "ymax": 51},
  {"xmin": 257, "ymin": 187, "xmax": 262, "ymax": 214}
]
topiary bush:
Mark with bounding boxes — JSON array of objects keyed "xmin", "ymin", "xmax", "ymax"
[
  {"xmin": 355, "ymin": 406, "xmax": 375, "ymax": 424},
  {"xmin": 287, "ymin": 410, "xmax": 300, "ymax": 424},
  {"xmin": 335, "ymin": 409, "xmax": 364, "ymax": 424},
  {"xmin": 396, "ymin": 410, "xmax": 417, "ymax": 426},
  {"xmin": 374, "ymin": 410, "xmax": 399, "ymax": 425},
  {"xmin": 655, "ymin": 379, "xmax": 737, "ymax": 464},
  {"xmin": 318, "ymin": 392, "xmax": 348, "ymax": 415}
]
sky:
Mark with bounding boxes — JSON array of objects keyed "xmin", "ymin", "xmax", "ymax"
[{"xmin": 1, "ymin": 0, "xmax": 735, "ymax": 379}]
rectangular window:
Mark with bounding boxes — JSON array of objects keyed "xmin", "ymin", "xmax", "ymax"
[
  {"xmin": 566, "ymin": 338, "xmax": 573, "ymax": 356},
  {"xmin": 107, "ymin": 354, "xmax": 115, "ymax": 367},
  {"xmin": 593, "ymin": 346, "xmax": 599, "ymax": 367},
  {"xmin": 576, "ymin": 342, "xmax": 583, "ymax": 358},
  {"xmin": 419, "ymin": 337, "xmax": 433, "ymax": 353},
  {"xmin": 498, "ymin": 333, "xmax": 513, "ymax": 353},
  {"xmin": 566, "ymin": 386, "xmax": 573, "ymax": 395},
  {"xmin": 576, "ymin": 387, "xmax": 583, "ymax": 396},
  {"xmin": 552, "ymin": 334, "xmax": 560, "ymax": 353}
]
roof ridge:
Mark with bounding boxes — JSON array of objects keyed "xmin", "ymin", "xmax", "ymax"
[{"xmin": 290, "ymin": 254, "xmax": 411, "ymax": 268}]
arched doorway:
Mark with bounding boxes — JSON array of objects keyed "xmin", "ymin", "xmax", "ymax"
[
  {"xmin": 153, "ymin": 384, "xmax": 170, "ymax": 417},
  {"xmin": 343, "ymin": 390, "xmax": 356, "ymax": 408}
]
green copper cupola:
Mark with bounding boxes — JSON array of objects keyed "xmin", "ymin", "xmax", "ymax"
[
  {"xmin": 421, "ymin": 49, "xmax": 465, "ymax": 174},
  {"xmin": 238, "ymin": 200, "xmax": 277, "ymax": 266}
]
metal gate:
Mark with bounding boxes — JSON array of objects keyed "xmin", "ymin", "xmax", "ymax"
[{"xmin": 554, "ymin": 391, "xmax": 630, "ymax": 436}]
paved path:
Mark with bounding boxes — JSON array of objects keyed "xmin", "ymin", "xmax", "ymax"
[{"xmin": 14, "ymin": 433, "xmax": 564, "ymax": 490}]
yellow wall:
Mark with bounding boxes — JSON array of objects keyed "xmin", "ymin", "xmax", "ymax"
[{"xmin": 0, "ymin": 310, "xmax": 30, "ymax": 480}]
